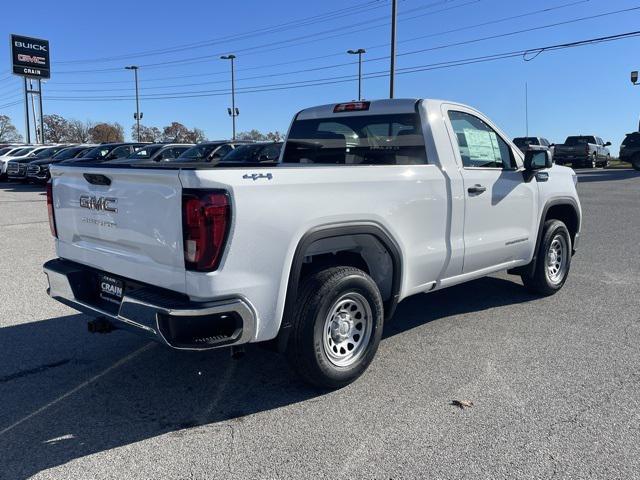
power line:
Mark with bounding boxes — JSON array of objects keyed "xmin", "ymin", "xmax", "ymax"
[
  {"xmin": 41, "ymin": 30, "xmax": 640, "ymax": 102},
  {"xmin": 53, "ymin": 0, "xmax": 477, "ymax": 74},
  {"xmin": 46, "ymin": 0, "xmax": 590, "ymax": 86},
  {"xmin": 53, "ymin": 0, "xmax": 450, "ymax": 66},
  {"xmin": 45, "ymin": 5, "xmax": 639, "ymax": 95}
]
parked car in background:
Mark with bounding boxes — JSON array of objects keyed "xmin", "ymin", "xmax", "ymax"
[
  {"xmin": 219, "ymin": 142, "xmax": 283, "ymax": 163},
  {"xmin": 173, "ymin": 141, "xmax": 253, "ymax": 163},
  {"xmin": 27, "ymin": 145, "xmax": 94, "ymax": 184},
  {"xmin": 0, "ymin": 146, "xmax": 38, "ymax": 179},
  {"xmin": 554, "ymin": 135, "xmax": 610, "ymax": 168},
  {"xmin": 44, "ymin": 98, "xmax": 582, "ymax": 388},
  {"xmin": 513, "ymin": 137, "xmax": 553, "ymax": 155},
  {"xmin": 62, "ymin": 143, "xmax": 148, "ymax": 165},
  {"xmin": 108, "ymin": 143, "xmax": 194, "ymax": 164},
  {"xmin": 618, "ymin": 132, "xmax": 640, "ymax": 171},
  {"xmin": 7, "ymin": 145, "xmax": 70, "ymax": 181}
]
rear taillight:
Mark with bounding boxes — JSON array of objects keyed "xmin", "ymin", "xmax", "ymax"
[
  {"xmin": 46, "ymin": 181, "xmax": 57, "ymax": 238},
  {"xmin": 182, "ymin": 190, "xmax": 230, "ymax": 272}
]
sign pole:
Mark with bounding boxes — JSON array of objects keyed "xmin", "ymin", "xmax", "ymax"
[
  {"xmin": 23, "ymin": 77, "xmax": 31, "ymax": 144},
  {"xmin": 30, "ymin": 79, "xmax": 39, "ymax": 143},
  {"xmin": 38, "ymin": 79, "xmax": 44, "ymax": 144}
]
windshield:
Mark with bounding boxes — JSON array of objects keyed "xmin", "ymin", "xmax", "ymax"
[
  {"xmin": 127, "ymin": 145, "xmax": 162, "ymax": 159},
  {"xmin": 34, "ymin": 147, "xmax": 64, "ymax": 159},
  {"xmin": 0, "ymin": 147, "xmax": 14, "ymax": 155},
  {"xmin": 220, "ymin": 143, "xmax": 282, "ymax": 163},
  {"xmin": 176, "ymin": 144, "xmax": 221, "ymax": 161},
  {"xmin": 565, "ymin": 136, "xmax": 595, "ymax": 146},
  {"xmin": 52, "ymin": 147, "xmax": 86, "ymax": 160},
  {"xmin": 82, "ymin": 145, "xmax": 116, "ymax": 160},
  {"xmin": 11, "ymin": 147, "xmax": 35, "ymax": 157},
  {"xmin": 283, "ymin": 113, "xmax": 427, "ymax": 165},
  {"xmin": 513, "ymin": 137, "xmax": 538, "ymax": 148}
]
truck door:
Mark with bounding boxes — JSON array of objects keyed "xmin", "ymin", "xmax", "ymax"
[{"xmin": 444, "ymin": 106, "xmax": 538, "ymax": 274}]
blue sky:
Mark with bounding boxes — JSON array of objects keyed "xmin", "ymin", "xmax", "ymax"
[{"xmin": 1, "ymin": 0, "xmax": 640, "ymax": 151}]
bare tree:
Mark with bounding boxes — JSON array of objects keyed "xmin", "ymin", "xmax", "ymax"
[
  {"xmin": 67, "ymin": 119, "xmax": 94, "ymax": 143},
  {"xmin": 0, "ymin": 115, "xmax": 23, "ymax": 142},
  {"xmin": 237, "ymin": 129, "xmax": 266, "ymax": 141},
  {"xmin": 265, "ymin": 131, "xmax": 283, "ymax": 142},
  {"xmin": 184, "ymin": 127, "xmax": 206, "ymax": 143},
  {"xmin": 162, "ymin": 122, "xmax": 191, "ymax": 142},
  {"xmin": 132, "ymin": 124, "xmax": 162, "ymax": 143},
  {"xmin": 43, "ymin": 114, "xmax": 70, "ymax": 143},
  {"xmin": 89, "ymin": 122, "xmax": 124, "ymax": 143},
  {"xmin": 238, "ymin": 129, "xmax": 283, "ymax": 142}
]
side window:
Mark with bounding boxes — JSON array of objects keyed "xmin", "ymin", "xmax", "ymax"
[{"xmin": 448, "ymin": 110, "xmax": 515, "ymax": 169}]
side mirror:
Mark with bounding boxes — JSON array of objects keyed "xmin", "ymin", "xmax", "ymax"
[
  {"xmin": 604, "ymin": 141, "xmax": 611, "ymax": 147},
  {"xmin": 524, "ymin": 149, "xmax": 552, "ymax": 171}
]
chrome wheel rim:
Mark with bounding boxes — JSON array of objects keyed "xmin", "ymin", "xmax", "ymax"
[
  {"xmin": 322, "ymin": 292, "xmax": 372, "ymax": 367},
  {"xmin": 546, "ymin": 234, "xmax": 568, "ymax": 285}
]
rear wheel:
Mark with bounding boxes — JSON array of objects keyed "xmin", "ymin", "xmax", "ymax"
[
  {"xmin": 521, "ymin": 219, "xmax": 572, "ymax": 296},
  {"xmin": 632, "ymin": 154, "xmax": 640, "ymax": 171},
  {"xmin": 286, "ymin": 266, "xmax": 384, "ymax": 389}
]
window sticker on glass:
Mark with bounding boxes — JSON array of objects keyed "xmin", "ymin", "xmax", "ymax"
[{"xmin": 464, "ymin": 128, "xmax": 500, "ymax": 164}]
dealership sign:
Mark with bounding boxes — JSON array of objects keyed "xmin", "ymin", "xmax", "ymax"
[{"xmin": 10, "ymin": 34, "xmax": 50, "ymax": 79}]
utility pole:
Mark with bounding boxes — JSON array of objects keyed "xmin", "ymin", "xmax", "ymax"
[
  {"xmin": 389, "ymin": 0, "xmax": 397, "ymax": 99},
  {"xmin": 525, "ymin": 82, "xmax": 529, "ymax": 137},
  {"xmin": 221, "ymin": 54, "xmax": 238, "ymax": 140},
  {"xmin": 347, "ymin": 49, "xmax": 366, "ymax": 101},
  {"xmin": 38, "ymin": 79, "xmax": 45, "ymax": 144},
  {"xmin": 23, "ymin": 77, "xmax": 31, "ymax": 144},
  {"xmin": 125, "ymin": 66, "xmax": 142, "ymax": 141},
  {"xmin": 631, "ymin": 71, "xmax": 639, "ymax": 130}
]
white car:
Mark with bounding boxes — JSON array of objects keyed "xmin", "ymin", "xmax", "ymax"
[
  {"xmin": 0, "ymin": 146, "xmax": 35, "ymax": 177},
  {"xmin": 43, "ymin": 99, "xmax": 581, "ymax": 388}
]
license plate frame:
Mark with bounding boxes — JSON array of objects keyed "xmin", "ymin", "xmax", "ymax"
[{"xmin": 99, "ymin": 274, "xmax": 124, "ymax": 305}]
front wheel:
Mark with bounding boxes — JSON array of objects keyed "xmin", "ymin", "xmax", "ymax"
[
  {"xmin": 521, "ymin": 219, "xmax": 572, "ymax": 296},
  {"xmin": 632, "ymin": 155, "xmax": 640, "ymax": 171},
  {"xmin": 286, "ymin": 267, "xmax": 384, "ymax": 389}
]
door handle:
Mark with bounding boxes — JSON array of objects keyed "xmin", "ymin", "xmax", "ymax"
[{"xmin": 467, "ymin": 184, "xmax": 487, "ymax": 194}]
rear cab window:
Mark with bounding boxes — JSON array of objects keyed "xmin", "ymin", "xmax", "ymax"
[{"xmin": 282, "ymin": 112, "xmax": 427, "ymax": 165}]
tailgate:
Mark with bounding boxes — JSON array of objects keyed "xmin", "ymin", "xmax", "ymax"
[{"xmin": 51, "ymin": 166, "xmax": 187, "ymax": 293}]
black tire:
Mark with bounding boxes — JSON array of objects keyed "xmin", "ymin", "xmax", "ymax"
[
  {"xmin": 587, "ymin": 154, "xmax": 597, "ymax": 169},
  {"xmin": 286, "ymin": 266, "xmax": 384, "ymax": 389},
  {"xmin": 632, "ymin": 154, "xmax": 640, "ymax": 171},
  {"xmin": 521, "ymin": 219, "xmax": 572, "ymax": 296}
]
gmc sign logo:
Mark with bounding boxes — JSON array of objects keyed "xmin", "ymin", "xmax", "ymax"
[
  {"xmin": 79, "ymin": 196, "xmax": 118, "ymax": 213},
  {"xmin": 17, "ymin": 54, "xmax": 46, "ymax": 65}
]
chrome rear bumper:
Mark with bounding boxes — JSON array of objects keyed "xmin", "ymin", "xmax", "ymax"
[{"xmin": 44, "ymin": 259, "xmax": 256, "ymax": 350}]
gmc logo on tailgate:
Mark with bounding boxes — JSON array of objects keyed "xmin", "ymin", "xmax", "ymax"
[{"xmin": 79, "ymin": 196, "xmax": 118, "ymax": 213}]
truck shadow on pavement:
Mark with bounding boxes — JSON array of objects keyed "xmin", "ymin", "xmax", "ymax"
[{"xmin": 0, "ymin": 276, "xmax": 535, "ymax": 478}]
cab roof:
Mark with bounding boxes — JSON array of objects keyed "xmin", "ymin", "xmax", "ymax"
[{"xmin": 296, "ymin": 98, "xmax": 422, "ymax": 120}]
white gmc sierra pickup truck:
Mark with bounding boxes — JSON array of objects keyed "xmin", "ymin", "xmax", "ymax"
[{"xmin": 44, "ymin": 99, "xmax": 581, "ymax": 388}]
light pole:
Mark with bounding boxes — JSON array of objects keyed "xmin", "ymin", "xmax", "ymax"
[
  {"xmin": 389, "ymin": 0, "xmax": 397, "ymax": 99},
  {"xmin": 347, "ymin": 49, "xmax": 366, "ymax": 101},
  {"xmin": 631, "ymin": 71, "xmax": 639, "ymax": 130},
  {"xmin": 125, "ymin": 66, "xmax": 142, "ymax": 141},
  {"xmin": 221, "ymin": 54, "xmax": 238, "ymax": 140}
]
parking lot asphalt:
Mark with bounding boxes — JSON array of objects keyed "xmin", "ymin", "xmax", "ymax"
[{"xmin": 0, "ymin": 169, "xmax": 638, "ymax": 480}]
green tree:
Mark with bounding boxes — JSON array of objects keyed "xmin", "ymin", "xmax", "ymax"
[{"xmin": 89, "ymin": 122, "xmax": 124, "ymax": 143}]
